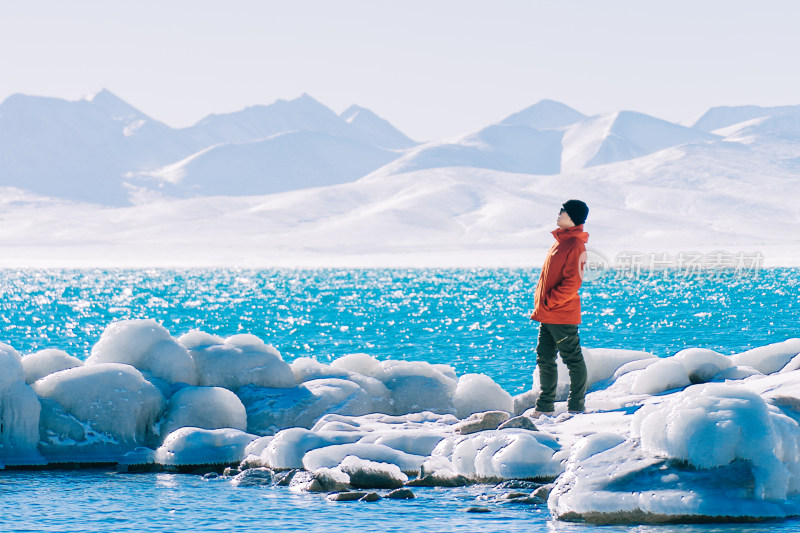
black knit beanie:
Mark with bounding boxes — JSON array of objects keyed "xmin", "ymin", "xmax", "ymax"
[{"xmin": 562, "ymin": 199, "xmax": 589, "ymax": 226}]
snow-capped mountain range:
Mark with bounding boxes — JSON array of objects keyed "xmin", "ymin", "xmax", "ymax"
[{"xmin": 0, "ymin": 90, "xmax": 798, "ymax": 267}]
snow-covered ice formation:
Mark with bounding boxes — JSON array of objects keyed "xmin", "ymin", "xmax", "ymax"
[{"xmin": 4, "ymin": 319, "xmax": 800, "ymax": 523}]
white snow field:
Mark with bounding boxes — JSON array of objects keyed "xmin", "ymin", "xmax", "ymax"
[
  {"xmin": 1, "ymin": 94, "xmax": 800, "ymax": 267},
  {"xmin": 3, "ymin": 320, "xmax": 800, "ymax": 522}
]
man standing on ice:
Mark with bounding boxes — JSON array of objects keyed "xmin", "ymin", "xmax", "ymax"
[{"xmin": 531, "ymin": 199, "xmax": 590, "ymax": 416}]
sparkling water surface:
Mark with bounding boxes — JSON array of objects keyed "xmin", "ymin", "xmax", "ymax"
[{"xmin": 2, "ymin": 268, "xmax": 800, "ymax": 532}]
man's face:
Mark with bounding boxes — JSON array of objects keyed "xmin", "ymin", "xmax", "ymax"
[{"xmin": 557, "ymin": 208, "xmax": 575, "ymax": 229}]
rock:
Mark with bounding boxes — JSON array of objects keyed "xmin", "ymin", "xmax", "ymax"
[
  {"xmin": 313, "ymin": 467, "xmax": 351, "ymax": 492},
  {"xmin": 512, "ymin": 390, "xmax": 539, "ymax": 415},
  {"xmin": 223, "ymin": 467, "xmax": 241, "ymax": 477},
  {"xmin": 359, "ymin": 492, "xmax": 381, "ymax": 502},
  {"xmin": 327, "ymin": 491, "xmax": 367, "ymax": 502},
  {"xmin": 498, "ymin": 491, "xmax": 530, "ymax": 500},
  {"xmin": 465, "ymin": 506, "xmax": 491, "ymax": 513},
  {"xmin": 386, "ymin": 488, "xmax": 415, "ymax": 499},
  {"xmin": 454, "ymin": 410, "xmax": 510, "ymax": 435},
  {"xmin": 497, "ymin": 415, "xmax": 538, "ymax": 431},
  {"xmin": 202, "ymin": 472, "xmax": 219, "ymax": 480},
  {"xmin": 275, "ymin": 469, "xmax": 299, "ymax": 486},
  {"xmin": 289, "ymin": 471, "xmax": 326, "ymax": 492},
  {"xmin": 494, "ymin": 480, "xmax": 541, "ymax": 490},
  {"xmin": 532, "ymin": 484, "xmax": 553, "ymax": 501},
  {"xmin": 230, "ymin": 467, "xmax": 274, "ymax": 487},
  {"xmin": 406, "ymin": 473, "xmax": 472, "ymax": 487}
]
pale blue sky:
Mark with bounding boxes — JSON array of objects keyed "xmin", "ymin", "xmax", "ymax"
[{"xmin": 1, "ymin": 0, "xmax": 798, "ymax": 140}]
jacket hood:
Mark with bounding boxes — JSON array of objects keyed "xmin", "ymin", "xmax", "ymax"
[{"xmin": 552, "ymin": 224, "xmax": 589, "ymax": 243}]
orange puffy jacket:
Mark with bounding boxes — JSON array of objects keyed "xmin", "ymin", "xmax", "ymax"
[{"xmin": 530, "ymin": 225, "xmax": 589, "ymax": 325}]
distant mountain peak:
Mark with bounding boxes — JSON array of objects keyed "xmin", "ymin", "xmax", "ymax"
[
  {"xmin": 499, "ymin": 100, "xmax": 586, "ymax": 130},
  {"xmin": 84, "ymin": 88, "xmax": 147, "ymax": 120}
]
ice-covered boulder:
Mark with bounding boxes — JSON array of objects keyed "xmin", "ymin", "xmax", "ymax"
[
  {"xmin": 32, "ymin": 363, "xmax": 165, "ymax": 445},
  {"xmin": 87, "ymin": 319, "xmax": 196, "ymax": 385},
  {"xmin": 380, "ymin": 360, "xmax": 457, "ymax": 415},
  {"xmin": 239, "ymin": 378, "xmax": 377, "ymax": 434},
  {"xmin": 732, "ymin": 339, "xmax": 800, "ymax": 375},
  {"xmin": 0, "ymin": 342, "xmax": 42, "ymax": 464},
  {"xmin": 154, "ymin": 427, "xmax": 257, "ymax": 466},
  {"xmin": 330, "ymin": 352, "xmax": 383, "ymax": 378},
  {"xmin": 674, "ymin": 348, "xmax": 733, "ymax": 383},
  {"xmin": 453, "ymin": 374, "xmax": 513, "ymax": 418},
  {"xmin": 630, "ymin": 359, "xmax": 691, "ymax": 395},
  {"xmin": 22, "ymin": 349, "xmax": 83, "ymax": 384},
  {"xmin": 302, "ymin": 442, "xmax": 426, "ymax": 473},
  {"xmin": 443, "ymin": 430, "xmax": 563, "ymax": 481},
  {"xmin": 291, "ymin": 357, "xmax": 392, "ymax": 413},
  {"xmin": 633, "ymin": 382, "xmax": 800, "ymax": 500},
  {"xmin": 261, "ymin": 427, "xmax": 364, "ymax": 469},
  {"xmin": 180, "ymin": 333, "xmax": 295, "ymax": 390},
  {"xmin": 337, "ymin": 455, "xmax": 408, "ymax": 489},
  {"xmin": 159, "ymin": 386, "xmax": 247, "ymax": 437},
  {"xmin": 358, "ymin": 429, "xmax": 446, "ymax": 456}
]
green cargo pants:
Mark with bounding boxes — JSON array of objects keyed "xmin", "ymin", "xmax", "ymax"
[{"xmin": 534, "ymin": 323, "xmax": 587, "ymax": 412}]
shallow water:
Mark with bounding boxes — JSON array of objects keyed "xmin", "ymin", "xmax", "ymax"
[
  {"xmin": 2, "ymin": 469, "xmax": 799, "ymax": 533},
  {"xmin": 2, "ymin": 268, "xmax": 800, "ymax": 532},
  {"xmin": 1, "ymin": 268, "xmax": 798, "ymax": 393}
]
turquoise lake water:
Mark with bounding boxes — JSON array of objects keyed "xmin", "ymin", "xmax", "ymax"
[{"xmin": 2, "ymin": 268, "xmax": 800, "ymax": 532}]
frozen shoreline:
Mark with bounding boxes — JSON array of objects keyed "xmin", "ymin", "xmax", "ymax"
[{"xmin": 3, "ymin": 319, "xmax": 800, "ymax": 523}]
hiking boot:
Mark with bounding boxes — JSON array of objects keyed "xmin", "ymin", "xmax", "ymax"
[
  {"xmin": 531, "ymin": 410, "xmax": 555, "ymax": 418},
  {"xmin": 568, "ymin": 409, "xmax": 585, "ymax": 414}
]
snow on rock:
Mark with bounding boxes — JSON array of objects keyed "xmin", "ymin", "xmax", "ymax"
[
  {"xmin": 302, "ymin": 442, "xmax": 426, "ymax": 473},
  {"xmin": 260, "ymin": 427, "xmax": 364, "ymax": 470},
  {"xmin": 22, "ymin": 349, "xmax": 83, "ymax": 384},
  {"xmin": 87, "ymin": 320, "xmax": 196, "ymax": 385},
  {"xmin": 731, "ymin": 339, "xmax": 800, "ymax": 375},
  {"xmin": 154, "ymin": 427, "xmax": 257, "ymax": 466},
  {"xmin": 32, "ymin": 363, "xmax": 165, "ymax": 445},
  {"xmin": 159, "ymin": 386, "xmax": 247, "ymax": 437},
  {"xmin": 337, "ymin": 455, "xmax": 408, "ymax": 489},
  {"xmin": 0, "ymin": 342, "xmax": 43, "ymax": 464},
  {"xmin": 453, "ymin": 374, "xmax": 513, "ymax": 418},
  {"xmin": 180, "ymin": 333, "xmax": 295, "ymax": 390}
]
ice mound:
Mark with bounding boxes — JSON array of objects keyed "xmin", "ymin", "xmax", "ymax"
[
  {"xmin": 32, "ymin": 363, "xmax": 165, "ymax": 445},
  {"xmin": 631, "ymin": 359, "xmax": 691, "ymax": 395},
  {"xmin": 380, "ymin": 360, "xmax": 457, "ymax": 415},
  {"xmin": 88, "ymin": 320, "xmax": 196, "ymax": 385},
  {"xmin": 732, "ymin": 339, "xmax": 800, "ymax": 375},
  {"xmin": 358, "ymin": 429, "xmax": 446, "ymax": 456},
  {"xmin": 180, "ymin": 333, "xmax": 295, "ymax": 390},
  {"xmin": 453, "ymin": 374, "xmax": 513, "ymax": 418},
  {"xmin": 159, "ymin": 386, "xmax": 247, "ymax": 437},
  {"xmin": 0, "ymin": 343, "xmax": 42, "ymax": 463},
  {"xmin": 238, "ymin": 378, "xmax": 376, "ymax": 435},
  {"xmin": 260, "ymin": 427, "xmax": 364, "ymax": 470},
  {"xmin": 154, "ymin": 427, "xmax": 257, "ymax": 466},
  {"xmin": 303, "ymin": 442, "xmax": 426, "ymax": 473},
  {"xmin": 633, "ymin": 383, "xmax": 800, "ymax": 500},
  {"xmin": 673, "ymin": 348, "xmax": 733, "ymax": 383},
  {"xmin": 22, "ymin": 349, "xmax": 83, "ymax": 384},
  {"xmin": 440, "ymin": 430, "xmax": 563, "ymax": 481},
  {"xmin": 337, "ymin": 455, "xmax": 408, "ymax": 489}
]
